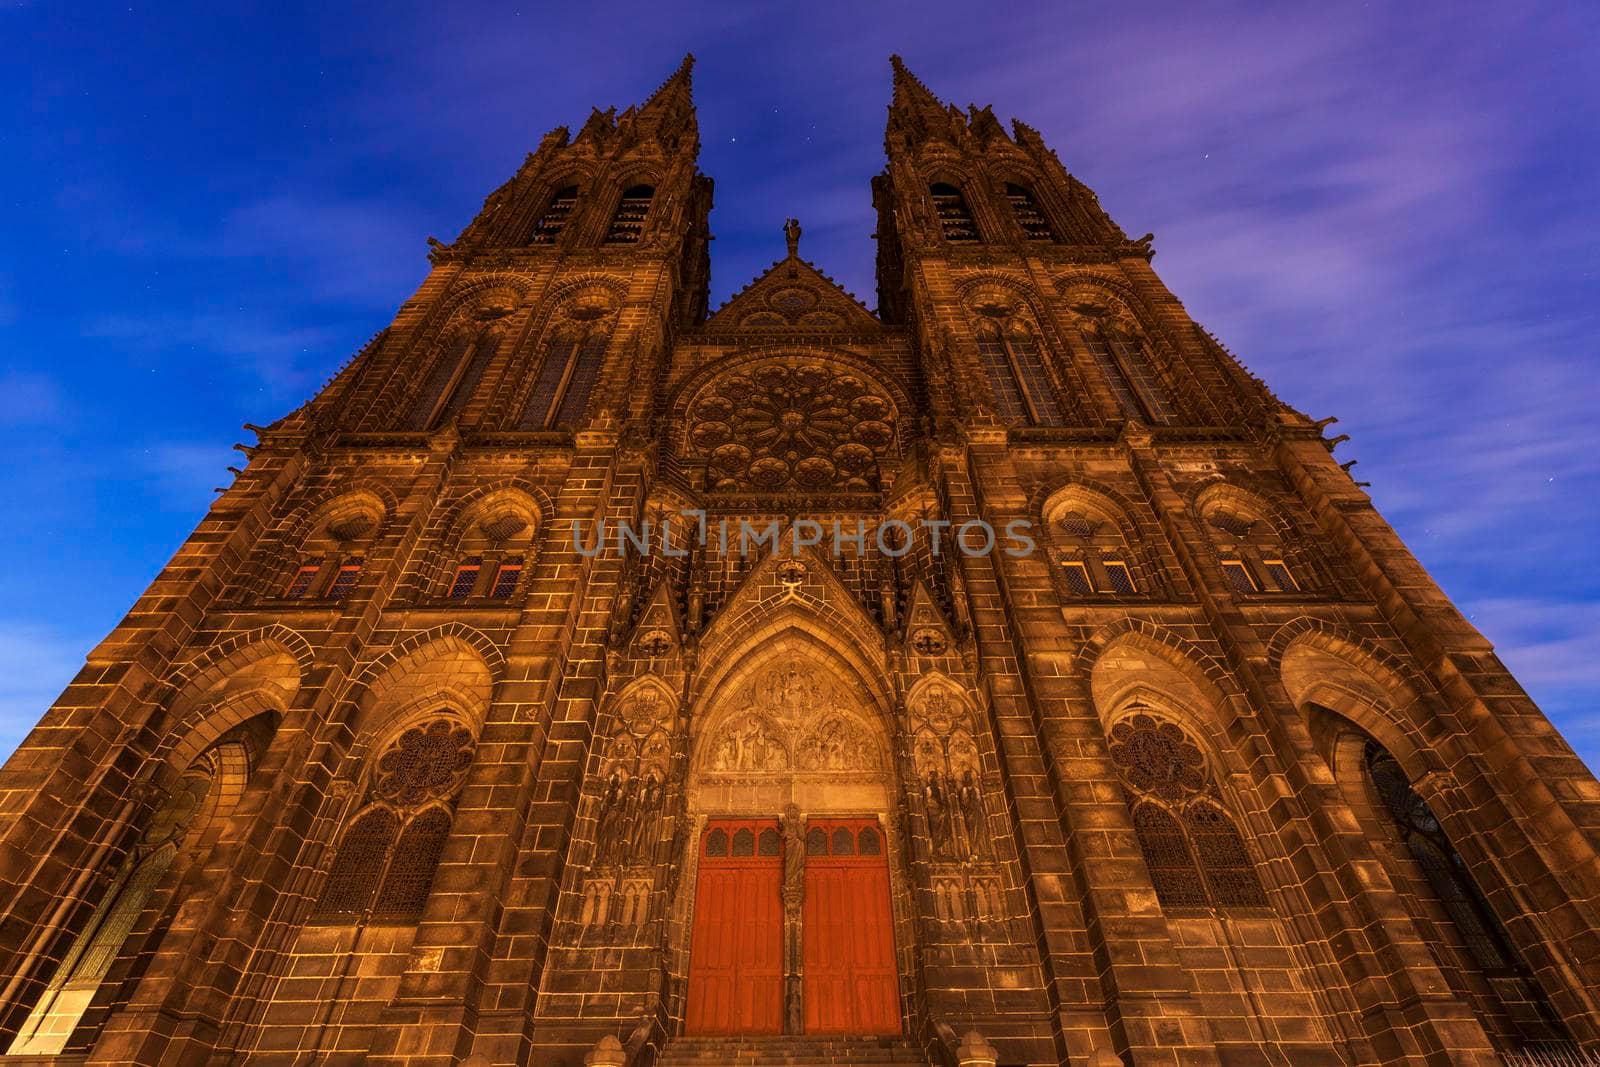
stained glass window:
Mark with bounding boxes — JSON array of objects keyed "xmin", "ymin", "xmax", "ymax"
[
  {"xmin": 1187, "ymin": 802, "xmax": 1267, "ymax": 907},
  {"xmin": 371, "ymin": 808, "xmax": 452, "ymax": 920},
  {"xmin": 448, "ymin": 558, "xmax": 482, "ymax": 600},
  {"xmin": 316, "ymin": 808, "xmax": 399, "ymax": 918},
  {"xmin": 553, "ymin": 331, "xmax": 607, "ymax": 427},
  {"xmin": 285, "ymin": 561, "xmax": 322, "ymax": 599},
  {"xmin": 326, "ymin": 559, "xmax": 363, "ymax": 601},
  {"xmin": 490, "ymin": 557, "xmax": 523, "ymax": 600},
  {"xmin": 405, "ymin": 333, "xmax": 473, "ymax": 430},
  {"xmin": 1133, "ymin": 802, "xmax": 1207, "ymax": 907},
  {"xmin": 1103, "ymin": 331, "xmax": 1173, "ymax": 421},
  {"xmin": 1083, "ymin": 330, "xmax": 1147, "ymax": 420},
  {"xmin": 434, "ymin": 332, "xmax": 498, "ymax": 427},
  {"xmin": 1366, "ymin": 742, "xmax": 1517, "ymax": 972},
  {"xmin": 1060, "ymin": 560, "xmax": 1094, "ymax": 596},
  {"xmin": 520, "ymin": 336, "xmax": 578, "ymax": 430},
  {"xmin": 1102, "ymin": 559, "xmax": 1136, "ymax": 595},
  {"xmin": 1221, "ymin": 559, "xmax": 1258, "ymax": 594},
  {"xmin": 316, "ymin": 718, "xmax": 475, "ymax": 923},
  {"xmin": 976, "ymin": 330, "xmax": 1030, "ymax": 424},
  {"xmin": 1113, "ymin": 715, "xmax": 1266, "ymax": 912}
]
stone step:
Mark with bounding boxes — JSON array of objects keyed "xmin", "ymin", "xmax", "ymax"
[{"xmin": 656, "ymin": 1034, "xmax": 928, "ymax": 1067}]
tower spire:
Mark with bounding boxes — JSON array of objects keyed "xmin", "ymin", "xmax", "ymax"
[
  {"xmin": 641, "ymin": 52, "xmax": 696, "ymax": 114},
  {"xmin": 887, "ymin": 54, "xmax": 961, "ymax": 149},
  {"xmin": 889, "ymin": 54, "xmax": 945, "ymax": 115}
]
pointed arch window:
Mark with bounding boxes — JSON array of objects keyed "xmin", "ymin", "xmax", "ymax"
[
  {"xmin": 1199, "ymin": 494, "xmax": 1305, "ymax": 595},
  {"xmin": 7, "ymin": 723, "xmax": 273, "ymax": 1055},
  {"xmin": 1048, "ymin": 503, "xmax": 1149, "ymax": 598},
  {"xmin": 1109, "ymin": 711, "xmax": 1266, "ymax": 911},
  {"xmin": 405, "ymin": 328, "xmax": 500, "ymax": 431},
  {"xmin": 1081, "ymin": 326, "xmax": 1174, "ymax": 423},
  {"xmin": 605, "ymin": 184, "xmax": 654, "ymax": 244},
  {"xmin": 313, "ymin": 717, "xmax": 475, "ymax": 923},
  {"xmin": 975, "ymin": 322, "xmax": 1061, "ymax": 424},
  {"xmin": 437, "ymin": 502, "xmax": 535, "ymax": 604},
  {"xmin": 518, "ymin": 328, "xmax": 608, "ymax": 430},
  {"xmin": 1005, "ymin": 183, "xmax": 1055, "ymax": 241},
  {"xmin": 1365, "ymin": 742, "xmax": 1518, "ymax": 971},
  {"xmin": 277, "ymin": 498, "xmax": 381, "ymax": 603},
  {"xmin": 930, "ymin": 182, "xmax": 979, "ymax": 242},
  {"xmin": 529, "ymin": 185, "xmax": 578, "ymax": 244}
]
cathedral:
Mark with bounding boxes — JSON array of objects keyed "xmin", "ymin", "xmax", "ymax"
[{"xmin": 2, "ymin": 54, "xmax": 1599, "ymax": 1067}]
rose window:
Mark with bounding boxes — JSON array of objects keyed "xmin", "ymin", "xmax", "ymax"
[
  {"xmin": 372, "ymin": 718, "xmax": 476, "ymax": 806},
  {"xmin": 689, "ymin": 364, "xmax": 896, "ymax": 491},
  {"xmin": 1108, "ymin": 711, "xmax": 1206, "ymax": 803}
]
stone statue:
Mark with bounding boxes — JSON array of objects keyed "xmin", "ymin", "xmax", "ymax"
[
  {"xmin": 958, "ymin": 770, "xmax": 989, "ymax": 858},
  {"xmin": 781, "ymin": 803, "xmax": 805, "ymax": 1033},
  {"xmin": 784, "ymin": 217, "xmax": 802, "ymax": 259},
  {"xmin": 925, "ymin": 774, "xmax": 952, "ymax": 860},
  {"xmin": 781, "ymin": 804, "xmax": 806, "ymax": 901}
]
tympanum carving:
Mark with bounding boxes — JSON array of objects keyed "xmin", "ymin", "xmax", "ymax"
[{"xmin": 700, "ymin": 660, "xmax": 882, "ymax": 778}]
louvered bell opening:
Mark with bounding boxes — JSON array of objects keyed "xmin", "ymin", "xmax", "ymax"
[
  {"xmin": 1006, "ymin": 184, "xmax": 1055, "ymax": 241},
  {"xmin": 605, "ymin": 185, "xmax": 654, "ymax": 244},
  {"xmin": 930, "ymin": 183, "xmax": 978, "ymax": 242},
  {"xmin": 529, "ymin": 187, "xmax": 577, "ymax": 244}
]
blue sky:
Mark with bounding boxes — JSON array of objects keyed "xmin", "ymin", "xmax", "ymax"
[{"xmin": 0, "ymin": 2, "xmax": 1596, "ymax": 768}]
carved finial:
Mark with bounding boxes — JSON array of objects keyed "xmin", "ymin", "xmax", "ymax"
[{"xmin": 784, "ymin": 217, "xmax": 801, "ymax": 259}]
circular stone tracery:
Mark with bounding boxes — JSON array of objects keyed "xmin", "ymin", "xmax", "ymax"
[
  {"xmin": 372, "ymin": 718, "xmax": 476, "ymax": 807},
  {"xmin": 688, "ymin": 362, "xmax": 896, "ymax": 492},
  {"xmin": 1108, "ymin": 711, "xmax": 1206, "ymax": 803}
]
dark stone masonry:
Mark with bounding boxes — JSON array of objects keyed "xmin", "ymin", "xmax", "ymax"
[{"xmin": 1, "ymin": 55, "xmax": 1596, "ymax": 1067}]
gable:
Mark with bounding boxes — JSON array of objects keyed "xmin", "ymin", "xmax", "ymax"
[{"xmin": 705, "ymin": 256, "xmax": 879, "ymax": 332}]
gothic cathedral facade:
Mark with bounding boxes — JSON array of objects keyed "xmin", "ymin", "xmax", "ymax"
[{"xmin": 1, "ymin": 56, "xmax": 1597, "ymax": 1067}]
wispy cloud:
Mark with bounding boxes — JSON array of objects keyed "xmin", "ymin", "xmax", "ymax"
[
  {"xmin": 135, "ymin": 441, "xmax": 238, "ymax": 509},
  {"xmin": 0, "ymin": 370, "xmax": 64, "ymax": 424},
  {"xmin": 82, "ymin": 311, "xmax": 343, "ymax": 396},
  {"xmin": 0, "ymin": 620, "xmax": 90, "ymax": 765}
]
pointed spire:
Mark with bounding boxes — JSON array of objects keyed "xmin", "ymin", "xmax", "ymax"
[
  {"xmin": 641, "ymin": 53, "xmax": 695, "ymax": 114},
  {"xmin": 887, "ymin": 54, "xmax": 959, "ymax": 149},
  {"xmin": 889, "ymin": 54, "xmax": 945, "ymax": 114}
]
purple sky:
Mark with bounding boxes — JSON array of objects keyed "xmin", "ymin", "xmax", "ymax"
[{"xmin": 0, "ymin": 2, "xmax": 1596, "ymax": 768}]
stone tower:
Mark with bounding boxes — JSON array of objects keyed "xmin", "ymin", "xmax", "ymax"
[{"xmin": 0, "ymin": 56, "xmax": 1596, "ymax": 1067}]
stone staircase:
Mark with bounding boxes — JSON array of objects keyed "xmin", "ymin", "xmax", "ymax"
[{"xmin": 655, "ymin": 1034, "xmax": 930, "ymax": 1067}]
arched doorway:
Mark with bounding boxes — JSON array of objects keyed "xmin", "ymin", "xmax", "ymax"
[{"xmin": 680, "ymin": 639, "xmax": 903, "ymax": 1037}]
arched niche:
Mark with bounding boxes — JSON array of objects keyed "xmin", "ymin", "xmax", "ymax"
[{"xmin": 688, "ymin": 632, "xmax": 895, "ymax": 818}]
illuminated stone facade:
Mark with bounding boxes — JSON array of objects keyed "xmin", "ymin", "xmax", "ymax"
[{"xmin": 1, "ymin": 55, "xmax": 1597, "ymax": 1067}]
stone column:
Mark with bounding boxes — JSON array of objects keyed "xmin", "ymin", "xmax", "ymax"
[{"xmin": 781, "ymin": 803, "xmax": 805, "ymax": 1035}]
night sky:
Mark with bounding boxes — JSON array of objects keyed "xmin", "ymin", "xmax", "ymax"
[{"xmin": 1, "ymin": 3, "xmax": 1595, "ymax": 768}]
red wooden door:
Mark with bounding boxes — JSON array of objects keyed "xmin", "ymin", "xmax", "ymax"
[
  {"xmin": 685, "ymin": 819, "xmax": 784, "ymax": 1034},
  {"xmin": 803, "ymin": 818, "xmax": 900, "ymax": 1034}
]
